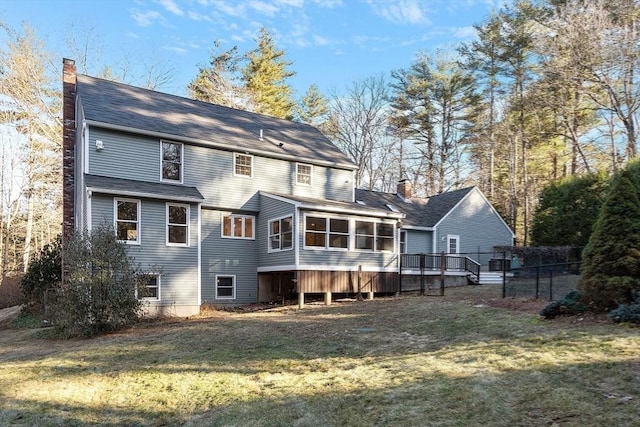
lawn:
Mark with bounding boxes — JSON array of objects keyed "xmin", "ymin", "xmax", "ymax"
[{"xmin": 1, "ymin": 285, "xmax": 638, "ymax": 426}]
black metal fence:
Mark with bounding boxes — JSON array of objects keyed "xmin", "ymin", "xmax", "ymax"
[{"xmin": 505, "ymin": 262, "xmax": 581, "ymax": 301}]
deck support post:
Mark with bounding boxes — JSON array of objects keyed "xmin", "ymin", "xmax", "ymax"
[
  {"xmin": 324, "ymin": 291, "xmax": 332, "ymax": 305},
  {"xmin": 298, "ymin": 292, "xmax": 304, "ymax": 309},
  {"xmin": 367, "ymin": 291, "xmax": 374, "ymax": 300}
]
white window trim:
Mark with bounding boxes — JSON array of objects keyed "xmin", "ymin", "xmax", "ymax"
[
  {"xmin": 160, "ymin": 140, "xmax": 184, "ymax": 184},
  {"xmin": 399, "ymin": 230, "xmax": 408, "ymax": 254},
  {"xmin": 215, "ymin": 274, "xmax": 236, "ymax": 300},
  {"xmin": 375, "ymin": 222, "xmax": 396, "ymax": 253},
  {"xmin": 447, "ymin": 234, "xmax": 460, "ymax": 254},
  {"xmin": 268, "ymin": 215, "xmax": 294, "ymax": 253},
  {"xmin": 136, "ymin": 273, "xmax": 161, "ymax": 301},
  {"xmin": 221, "ymin": 214, "xmax": 256, "ymax": 240},
  {"xmin": 166, "ymin": 203, "xmax": 190, "ymax": 247},
  {"xmin": 233, "ymin": 153, "xmax": 254, "ymax": 178},
  {"xmin": 295, "ymin": 163, "xmax": 313, "ymax": 186},
  {"xmin": 114, "ymin": 198, "xmax": 141, "ymax": 245},
  {"xmin": 303, "ymin": 214, "xmax": 350, "ymax": 251}
]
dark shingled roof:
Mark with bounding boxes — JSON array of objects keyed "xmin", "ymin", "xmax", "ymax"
[
  {"xmin": 261, "ymin": 192, "xmax": 404, "ymax": 219},
  {"xmin": 85, "ymin": 174, "xmax": 204, "ymax": 203},
  {"xmin": 76, "ymin": 75, "xmax": 356, "ymax": 169},
  {"xmin": 354, "ymin": 187, "xmax": 475, "ymax": 227}
]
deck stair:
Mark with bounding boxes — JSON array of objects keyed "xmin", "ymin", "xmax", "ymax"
[{"xmin": 469, "ymin": 271, "xmax": 504, "ymax": 285}]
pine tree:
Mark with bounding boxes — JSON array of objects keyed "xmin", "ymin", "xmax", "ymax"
[
  {"xmin": 297, "ymin": 84, "xmax": 328, "ymax": 127},
  {"xmin": 242, "ymin": 27, "xmax": 296, "ymax": 119},
  {"xmin": 578, "ymin": 170, "xmax": 640, "ymax": 311},
  {"xmin": 530, "ymin": 173, "xmax": 608, "ymax": 247},
  {"xmin": 188, "ymin": 41, "xmax": 248, "ymax": 109}
]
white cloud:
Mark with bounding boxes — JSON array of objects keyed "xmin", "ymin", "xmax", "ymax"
[
  {"xmin": 248, "ymin": 0, "xmax": 279, "ymax": 17},
  {"xmin": 366, "ymin": 0, "xmax": 430, "ymax": 25},
  {"xmin": 313, "ymin": 34, "xmax": 330, "ymax": 46},
  {"xmin": 209, "ymin": 1, "xmax": 246, "ymax": 17},
  {"xmin": 187, "ymin": 11, "xmax": 212, "ymax": 22},
  {"xmin": 130, "ymin": 9, "xmax": 165, "ymax": 27},
  {"xmin": 157, "ymin": 0, "xmax": 184, "ymax": 16},
  {"xmin": 312, "ymin": 0, "xmax": 343, "ymax": 7},
  {"xmin": 452, "ymin": 26, "xmax": 477, "ymax": 39},
  {"xmin": 277, "ymin": 0, "xmax": 303, "ymax": 6},
  {"xmin": 162, "ymin": 45, "xmax": 189, "ymax": 55}
]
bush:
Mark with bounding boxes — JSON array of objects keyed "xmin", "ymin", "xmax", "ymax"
[
  {"xmin": 578, "ymin": 171, "xmax": 640, "ymax": 311},
  {"xmin": 540, "ymin": 290, "xmax": 588, "ymax": 319},
  {"xmin": 52, "ymin": 225, "xmax": 145, "ymax": 337},
  {"xmin": 20, "ymin": 236, "xmax": 62, "ymax": 308},
  {"xmin": 608, "ymin": 293, "xmax": 640, "ymax": 324}
]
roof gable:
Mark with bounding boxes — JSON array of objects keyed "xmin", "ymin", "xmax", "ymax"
[
  {"xmin": 354, "ymin": 187, "xmax": 475, "ymax": 227},
  {"xmin": 76, "ymin": 75, "xmax": 355, "ymax": 169}
]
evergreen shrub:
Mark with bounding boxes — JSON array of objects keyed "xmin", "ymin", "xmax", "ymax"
[
  {"xmin": 540, "ymin": 290, "xmax": 587, "ymax": 319},
  {"xmin": 608, "ymin": 293, "xmax": 640, "ymax": 324}
]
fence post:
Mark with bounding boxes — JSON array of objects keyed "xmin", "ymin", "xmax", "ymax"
[
  {"xmin": 398, "ymin": 254, "xmax": 403, "ymax": 295},
  {"xmin": 440, "ymin": 251, "xmax": 446, "ymax": 296},
  {"xmin": 502, "ymin": 251, "xmax": 507, "ymax": 298},
  {"xmin": 535, "ymin": 266, "xmax": 540, "ymax": 299},
  {"xmin": 420, "ymin": 253, "xmax": 425, "ymax": 296},
  {"xmin": 549, "ymin": 270, "xmax": 553, "ymax": 301}
]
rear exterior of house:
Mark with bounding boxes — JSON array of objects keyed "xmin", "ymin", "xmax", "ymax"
[
  {"xmin": 355, "ymin": 181, "xmax": 515, "ymax": 279},
  {"xmin": 62, "ymin": 58, "xmax": 403, "ymax": 315}
]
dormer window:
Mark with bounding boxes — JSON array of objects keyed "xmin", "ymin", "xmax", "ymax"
[{"xmin": 161, "ymin": 141, "xmax": 183, "ymax": 183}]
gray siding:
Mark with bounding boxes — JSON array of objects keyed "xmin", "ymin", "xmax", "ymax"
[
  {"xmin": 87, "ymin": 127, "xmax": 354, "ymax": 212},
  {"xmin": 91, "ymin": 194, "xmax": 199, "ymax": 309},
  {"xmin": 435, "ymin": 189, "xmax": 513, "ymax": 263},
  {"xmin": 404, "ymin": 229, "xmax": 433, "ymax": 254},
  {"xmin": 89, "ymin": 129, "xmax": 160, "ymax": 182},
  {"xmin": 201, "ymin": 208, "xmax": 258, "ymax": 304},
  {"xmin": 258, "ymin": 195, "xmax": 296, "ymax": 267}
]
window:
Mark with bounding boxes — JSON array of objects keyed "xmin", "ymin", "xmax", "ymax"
[
  {"xmin": 137, "ymin": 274, "xmax": 160, "ymax": 300},
  {"xmin": 447, "ymin": 235, "xmax": 460, "ymax": 254},
  {"xmin": 161, "ymin": 141, "xmax": 183, "ymax": 182},
  {"xmin": 296, "ymin": 163, "xmax": 312, "ymax": 185},
  {"xmin": 167, "ymin": 203, "xmax": 189, "ymax": 246},
  {"xmin": 222, "ymin": 214, "xmax": 255, "ymax": 239},
  {"xmin": 355, "ymin": 220, "xmax": 374, "ymax": 250},
  {"xmin": 269, "ymin": 216, "xmax": 293, "ymax": 251},
  {"xmin": 355, "ymin": 220, "xmax": 395, "ymax": 252},
  {"xmin": 305, "ymin": 216, "xmax": 326, "ymax": 247},
  {"xmin": 400, "ymin": 230, "xmax": 407, "ymax": 254},
  {"xmin": 216, "ymin": 275, "xmax": 235, "ymax": 299},
  {"xmin": 329, "ymin": 218, "xmax": 349, "ymax": 249},
  {"xmin": 376, "ymin": 223, "xmax": 394, "ymax": 252},
  {"xmin": 234, "ymin": 153, "xmax": 253, "ymax": 177},
  {"xmin": 115, "ymin": 199, "xmax": 140, "ymax": 244},
  {"xmin": 304, "ymin": 215, "xmax": 349, "ymax": 250}
]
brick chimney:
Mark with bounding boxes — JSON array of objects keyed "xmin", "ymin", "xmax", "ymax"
[
  {"xmin": 397, "ymin": 179, "xmax": 412, "ymax": 200},
  {"xmin": 62, "ymin": 58, "xmax": 77, "ymax": 243}
]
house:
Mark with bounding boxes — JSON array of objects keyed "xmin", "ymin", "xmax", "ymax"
[
  {"xmin": 61, "ymin": 58, "xmax": 513, "ymax": 315},
  {"xmin": 355, "ymin": 180, "xmax": 515, "ymax": 287},
  {"xmin": 62, "ymin": 58, "xmax": 402, "ymax": 316}
]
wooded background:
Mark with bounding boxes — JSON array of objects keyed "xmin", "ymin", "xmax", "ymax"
[{"xmin": 1, "ymin": 0, "xmax": 638, "ymax": 286}]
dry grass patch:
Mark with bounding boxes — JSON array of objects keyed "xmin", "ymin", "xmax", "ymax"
[{"xmin": 1, "ymin": 291, "xmax": 638, "ymax": 426}]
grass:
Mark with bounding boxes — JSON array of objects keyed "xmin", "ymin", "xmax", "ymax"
[{"xmin": 1, "ymin": 285, "xmax": 638, "ymax": 426}]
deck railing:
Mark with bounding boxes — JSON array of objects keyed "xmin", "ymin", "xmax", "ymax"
[{"xmin": 400, "ymin": 253, "xmax": 481, "ymax": 279}]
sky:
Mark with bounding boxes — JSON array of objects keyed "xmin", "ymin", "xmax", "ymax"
[{"xmin": 1, "ymin": 0, "xmax": 507, "ymax": 98}]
